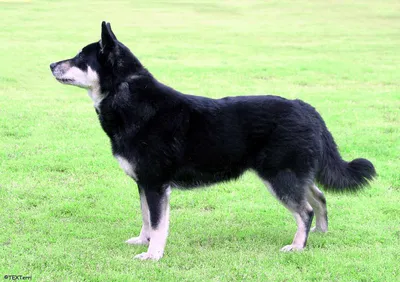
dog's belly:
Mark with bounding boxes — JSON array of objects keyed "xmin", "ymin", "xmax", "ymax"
[{"xmin": 170, "ymin": 166, "xmax": 246, "ymax": 189}]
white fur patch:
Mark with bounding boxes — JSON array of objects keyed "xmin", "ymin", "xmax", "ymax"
[
  {"xmin": 308, "ymin": 185, "xmax": 328, "ymax": 232},
  {"xmin": 134, "ymin": 187, "xmax": 171, "ymax": 261},
  {"xmin": 61, "ymin": 66, "xmax": 91, "ymax": 87},
  {"xmin": 281, "ymin": 202, "xmax": 313, "ymax": 252},
  {"xmin": 292, "ymin": 213, "xmax": 307, "ymax": 247},
  {"xmin": 115, "ymin": 155, "xmax": 137, "ymax": 180},
  {"xmin": 53, "ymin": 62, "xmax": 106, "ymax": 111},
  {"xmin": 281, "ymin": 213, "xmax": 306, "ymax": 252},
  {"xmin": 85, "ymin": 67, "xmax": 105, "ymax": 110},
  {"xmin": 126, "ymin": 193, "xmax": 150, "ymax": 245}
]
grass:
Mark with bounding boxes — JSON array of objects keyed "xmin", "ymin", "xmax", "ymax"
[{"xmin": 1, "ymin": 0, "xmax": 399, "ymax": 281}]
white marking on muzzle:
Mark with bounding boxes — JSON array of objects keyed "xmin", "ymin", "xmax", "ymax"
[
  {"xmin": 53, "ymin": 63, "xmax": 106, "ymax": 111},
  {"xmin": 60, "ymin": 66, "xmax": 93, "ymax": 88}
]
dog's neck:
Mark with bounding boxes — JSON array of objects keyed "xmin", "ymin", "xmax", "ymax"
[{"xmin": 88, "ymin": 85, "xmax": 107, "ymax": 112}]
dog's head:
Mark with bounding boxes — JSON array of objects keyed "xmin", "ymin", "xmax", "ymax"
[{"xmin": 50, "ymin": 21, "xmax": 141, "ymax": 90}]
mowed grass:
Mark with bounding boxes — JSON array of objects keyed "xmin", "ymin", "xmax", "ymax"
[{"xmin": 1, "ymin": 0, "xmax": 399, "ymax": 281}]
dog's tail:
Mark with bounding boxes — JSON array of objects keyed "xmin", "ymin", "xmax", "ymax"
[{"xmin": 316, "ymin": 126, "xmax": 376, "ymax": 192}]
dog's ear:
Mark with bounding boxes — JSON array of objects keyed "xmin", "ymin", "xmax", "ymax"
[
  {"xmin": 107, "ymin": 22, "xmax": 117, "ymax": 40},
  {"xmin": 100, "ymin": 21, "xmax": 116, "ymax": 51}
]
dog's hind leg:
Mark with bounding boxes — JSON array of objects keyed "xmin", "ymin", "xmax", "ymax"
[
  {"xmin": 281, "ymin": 205, "xmax": 314, "ymax": 252},
  {"xmin": 261, "ymin": 171, "xmax": 314, "ymax": 251},
  {"xmin": 134, "ymin": 185, "xmax": 171, "ymax": 261},
  {"xmin": 307, "ymin": 184, "xmax": 328, "ymax": 232},
  {"xmin": 126, "ymin": 188, "xmax": 151, "ymax": 245}
]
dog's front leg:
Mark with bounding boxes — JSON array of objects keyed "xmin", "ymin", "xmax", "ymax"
[
  {"xmin": 126, "ymin": 188, "xmax": 151, "ymax": 245},
  {"xmin": 134, "ymin": 185, "xmax": 171, "ymax": 261}
]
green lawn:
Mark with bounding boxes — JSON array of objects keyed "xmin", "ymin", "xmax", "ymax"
[{"xmin": 1, "ymin": 0, "xmax": 399, "ymax": 281}]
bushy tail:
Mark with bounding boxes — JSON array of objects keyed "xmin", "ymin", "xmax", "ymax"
[{"xmin": 316, "ymin": 127, "xmax": 376, "ymax": 192}]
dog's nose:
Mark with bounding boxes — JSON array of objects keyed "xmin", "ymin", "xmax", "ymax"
[{"xmin": 50, "ymin": 63, "xmax": 56, "ymax": 71}]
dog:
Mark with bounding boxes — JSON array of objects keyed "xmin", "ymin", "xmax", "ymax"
[{"xmin": 50, "ymin": 21, "xmax": 376, "ymax": 260}]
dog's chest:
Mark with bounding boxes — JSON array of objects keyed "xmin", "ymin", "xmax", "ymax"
[{"xmin": 114, "ymin": 154, "xmax": 137, "ymax": 181}]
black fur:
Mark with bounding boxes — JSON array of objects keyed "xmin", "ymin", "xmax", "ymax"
[
  {"xmin": 50, "ymin": 22, "xmax": 376, "ymax": 254},
  {"xmin": 99, "ymin": 83, "xmax": 376, "ymax": 192},
  {"xmin": 303, "ymin": 209, "xmax": 315, "ymax": 247}
]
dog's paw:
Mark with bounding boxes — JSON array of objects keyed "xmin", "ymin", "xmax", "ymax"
[
  {"xmin": 311, "ymin": 226, "xmax": 328, "ymax": 233},
  {"xmin": 125, "ymin": 237, "xmax": 149, "ymax": 245},
  {"xmin": 134, "ymin": 251, "xmax": 163, "ymax": 261},
  {"xmin": 280, "ymin": 244, "xmax": 304, "ymax": 252}
]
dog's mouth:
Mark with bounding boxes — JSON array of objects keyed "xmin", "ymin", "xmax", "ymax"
[
  {"xmin": 54, "ymin": 76, "xmax": 77, "ymax": 85},
  {"xmin": 54, "ymin": 76, "xmax": 89, "ymax": 89},
  {"xmin": 55, "ymin": 77, "xmax": 74, "ymax": 83}
]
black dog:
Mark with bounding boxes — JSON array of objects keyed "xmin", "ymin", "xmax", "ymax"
[{"xmin": 50, "ymin": 22, "xmax": 376, "ymax": 260}]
